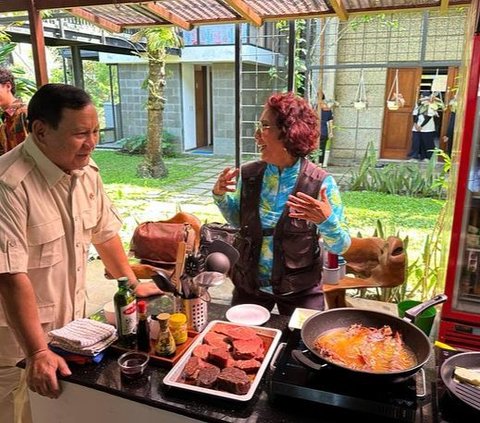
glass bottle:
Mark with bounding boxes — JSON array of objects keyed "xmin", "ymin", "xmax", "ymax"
[
  {"xmin": 114, "ymin": 277, "xmax": 137, "ymax": 348},
  {"xmin": 169, "ymin": 313, "xmax": 188, "ymax": 345},
  {"xmin": 136, "ymin": 300, "xmax": 150, "ymax": 352},
  {"xmin": 154, "ymin": 313, "xmax": 176, "ymax": 357}
]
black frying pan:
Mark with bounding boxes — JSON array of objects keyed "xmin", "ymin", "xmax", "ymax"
[
  {"xmin": 294, "ymin": 294, "xmax": 447, "ymax": 383},
  {"xmin": 440, "ymin": 351, "xmax": 480, "ymax": 411}
]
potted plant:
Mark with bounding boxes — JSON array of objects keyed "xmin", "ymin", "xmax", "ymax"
[{"xmin": 386, "ymin": 70, "xmax": 405, "ymax": 111}]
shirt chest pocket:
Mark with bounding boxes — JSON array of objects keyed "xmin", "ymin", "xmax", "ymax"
[
  {"xmin": 82, "ymin": 208, "xmax": 97, "ymax": 244},
  {"xmin": 27, "ymin": 218, "xmax": 65, "ymax": 269}
]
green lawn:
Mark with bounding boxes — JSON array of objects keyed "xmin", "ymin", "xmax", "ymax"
[{"xmin": 94, "ymin": 150, "xmax": 445, "ymax": 300}]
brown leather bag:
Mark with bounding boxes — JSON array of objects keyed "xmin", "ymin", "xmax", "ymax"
[{"xmin": 130, "ymin": 221, "xmax": 196, "ymax": 265}]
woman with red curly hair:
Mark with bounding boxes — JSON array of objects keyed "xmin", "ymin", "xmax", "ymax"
[{"xmin": 213, "ymin": 92, "xmax": 350, "ymax": 314}]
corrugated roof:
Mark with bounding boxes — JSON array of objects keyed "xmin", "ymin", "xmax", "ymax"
[{"xmin": 0, "ymin": 0, "xmax": 472, "ymax": 33}]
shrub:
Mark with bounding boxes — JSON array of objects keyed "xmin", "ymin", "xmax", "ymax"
[
  {"xmin": 347, "ymin": 142, "xmax": 447, "ymax": 199},
  {"xmin": 118, "ymin": 132, "xmax": 178, "ymax": 157}
]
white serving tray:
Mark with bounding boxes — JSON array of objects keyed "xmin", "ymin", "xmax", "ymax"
[{"xmin": 163, "ymin": 319, "xmax": 282, "ymax": 401}]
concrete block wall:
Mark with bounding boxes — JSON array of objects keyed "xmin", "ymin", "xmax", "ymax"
[
  {"xmin": 331, "ymin": 9, "xmax": 467, "ymax": 165},
  {"xmin": 118, "ymin": 63, "xmax": 183, "ymax": 149},
  {"xmin": 212, "ymin": 63, "xmax": 236, "ymax": 156}
]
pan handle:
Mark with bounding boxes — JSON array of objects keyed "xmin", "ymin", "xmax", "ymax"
[
  {"xmin": 269, "ymin": 342, "xmax": 286, "ymax": 372},
  {"xmin": 403, "ymin": 294, "xmax": 447, "ymax": 323},
  {"xmin": 291, "ymin": 350, "xmax": 328, "ymax": 371}
]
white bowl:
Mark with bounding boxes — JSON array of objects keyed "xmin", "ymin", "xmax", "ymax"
[{"xmin": 103, "ymin": 301, "xmax": 116, "ymax": 326}]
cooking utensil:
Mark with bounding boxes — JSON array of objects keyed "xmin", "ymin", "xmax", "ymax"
[
  {"xmin": 151, "ymin": 269, "xmax": 181, "ymax": 297},
  {"xmin": 173, "ymin": 241, "xmax": 187, "ymax": 295},
  {"xmin": 440, "ymin": 351, "xmax": 480, "ymax": 411},
  {"xmin": 294, "ymin": 294, "xmax": 447, "ymax": 383}
]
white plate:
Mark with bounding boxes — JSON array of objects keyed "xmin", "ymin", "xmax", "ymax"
[
  {"xmin": 288, "ymin": 307, "xmax": 321, "ymax": 331},
  {"xmin": 163, "ymin": 320, "xmax": 282, "ymax": 401},
  {"xmin": 226, "ymin": 304, "xmax": 270, "ymax": 326}
]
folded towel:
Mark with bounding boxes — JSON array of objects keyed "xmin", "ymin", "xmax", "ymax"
[
  {"xmin": 49, "ymin": 318, "xmax": 116, "ymax": 348},
  {"xmin": 49, "ymin": 332, "xmax": 117, "ymax": 356}
]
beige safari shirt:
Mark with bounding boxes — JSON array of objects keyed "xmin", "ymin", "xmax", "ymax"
[{"xmin": 0, "ymin": 135, "xmax": 122, "ymax": 365}]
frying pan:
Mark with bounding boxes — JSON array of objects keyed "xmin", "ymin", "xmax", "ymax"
[
  {"xmin": 294, "ymin": 294, "xmax": 447, "ymax": 383},
  {"xmin": 440, "ymin": 351, "xmax": 480, "ymax": 411}
]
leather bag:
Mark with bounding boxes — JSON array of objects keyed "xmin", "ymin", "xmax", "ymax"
[
  {"xmin": 130, "ymin": 221, "xmax": 196, "ymax": 265},
  {"xmin": 199, "ymin": 222, "xmax": 239, "ymax": 255}
]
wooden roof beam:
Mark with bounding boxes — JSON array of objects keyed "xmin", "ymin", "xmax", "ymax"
[
  {"xmin": 440, "ymin": 0, "xmax": 450, "ymax": 13},
  {"xmin": 329, "ymin": 0, "xmax": 349, "ymax": 21},
  {"xmin": 141, "ymin": 3, "xmax": 193, "ymax": 31},
  {"xmin": 224, "ymin": 0, "xmax": 263, "ymax": 26},
  {"xmin": 67, "ymin": 8, "xmax": 123, "ymax": 33}
]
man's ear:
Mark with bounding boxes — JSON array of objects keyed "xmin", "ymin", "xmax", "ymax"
[{"xmin": 31, "ymin": 120, "xmax": 48, "ymax": 145}]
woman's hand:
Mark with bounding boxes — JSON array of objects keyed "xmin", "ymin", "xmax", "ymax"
[
  {"xmin": 286, "ymin": 187, "xmax": 332, "ymax": 224},
  {"xmin": 213, "ymin": 167, "xmax": 239, "ymax": 196}
]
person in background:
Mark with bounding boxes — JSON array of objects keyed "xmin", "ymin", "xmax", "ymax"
[
  {"xmin": 0, "ymin": 84, "xmax": 161, "ymax": 423},
  {"xmin": 0, "ymin": 67, "xmax": 28, "ymax": 155},
  {"xmin": 443, "ymin": 93, "xmax": 457, "ymax": 157},
  {"xmin": 407, "ymin": 90, "xmax": 437, "ymax": 162},
  {"xmin": 318, "ymin": 92, "xmax": 334, "ymax": 166},
  {"xmin": 212, "ymin": 92, "xmax": 350, "ymax": 315}
]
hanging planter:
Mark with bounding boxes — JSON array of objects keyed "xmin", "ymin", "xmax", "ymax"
[
  {"xmin": 353, "ymin": 69, "xmax": 367, "ymax": 110},
  {"xmin": 386, "ymin": 69, "xmax": 405, "ymax": 111}
]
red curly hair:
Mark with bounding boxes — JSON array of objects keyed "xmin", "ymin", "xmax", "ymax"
[{"xmin": 266, "ymin": 92, "xmax": 319, "ymax": 157}]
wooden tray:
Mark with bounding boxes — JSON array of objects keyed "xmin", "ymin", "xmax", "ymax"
[{"xmin": 110, "ymin": 330, "xmax": 199, "ymax": 368}]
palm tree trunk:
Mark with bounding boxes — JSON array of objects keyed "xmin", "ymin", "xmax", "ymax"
[{"xmin": 137, "ymin": 46, "xmax": 168, "ymax": 178}]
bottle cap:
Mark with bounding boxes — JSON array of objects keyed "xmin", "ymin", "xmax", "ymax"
[
  {"xmin": 157, "ymin": 313, "xmax": 171, "ymax": 322},
  {"xmin": 170, "ymin": 313, "xmax": 187, "ymax": 325},
  {"xmin": 137, "ymin": 300, "xmax": 147, "ymax": 314}
]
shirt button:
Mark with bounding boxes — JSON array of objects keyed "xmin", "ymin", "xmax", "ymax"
[
  {"xmin": 76, "ymin": 242, "xmax": 80, "ymax": 248},
  {"xmin": 74, "ymin": 217, "xmax": 78, "ymax": 222},
  {"xmin": 77, "ymin": 267, "xmax": 81, "ymax": 272},
  {"xmin": 8, "ymin": 240, "xmax": 16, "ymax": 247}
]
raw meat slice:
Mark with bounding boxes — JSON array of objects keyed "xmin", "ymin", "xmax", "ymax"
[{"xmin": 217, "ymin": 367, "xmax": 251, "ymax": 395}]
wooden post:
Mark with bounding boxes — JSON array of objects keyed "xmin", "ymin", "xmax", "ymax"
[{"xmin": 27, "ymin": 0, "xmax": 48, "ymax": 87}]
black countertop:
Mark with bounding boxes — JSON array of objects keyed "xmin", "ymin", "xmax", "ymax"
[{"xmin": 20, "ymin": 302, "xmax": 477, "ymax": 423}]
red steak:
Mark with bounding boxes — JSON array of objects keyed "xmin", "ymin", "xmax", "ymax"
[
  {"xmin": 204, "ymin": 332, "xmax": 230, "ymax": 350},
  {"xmin": 217, "ymin": 367, "xmax": 251, "ymax": 395},
  {"xmin": 192, "ymin": 344, "xmax": 213, "ymax": 360},
  {"xmin": 196, "ymin": 365, "xmax": 220, "ymax": 388},
  {"xmin": 232, "ymin": 336, "xmax": 264, "ymax": 360},
  {"xmin": 233, "ymin": 359, "xmax": 261, "ymax": 373}
]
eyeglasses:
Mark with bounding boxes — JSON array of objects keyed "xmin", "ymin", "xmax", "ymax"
[{"xmin": 254, "ymin": 121, "xmax": 272, "ymax": 133}]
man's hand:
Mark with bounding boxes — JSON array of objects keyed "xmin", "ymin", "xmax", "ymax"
[
  {"xmin": 286, "ymin": 187, "xmax": 332, "ymax": 224},
  {"xmin": 213, "ymin": 167, "xmax": 239, "ymax": 196},
  {"xmin": 135, "ymin": 281, "xmax": 163, "ymax": 297},
  {"xmin": 26, "ymin": 349, "xmax": 71, "ymax": 399}
]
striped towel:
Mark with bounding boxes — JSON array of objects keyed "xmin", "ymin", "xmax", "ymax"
[
  {"xmin": 49, "ymin": 318, "xmax": 116, "ymax": 348},
  {"xmin": 49, "ymin": 332, "xmax": 118, "ymax": 356}
]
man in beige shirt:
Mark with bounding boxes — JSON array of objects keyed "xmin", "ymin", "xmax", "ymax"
[{"xmin": 0, "ymin": 84, "xmax": 160, "ymax": 423}]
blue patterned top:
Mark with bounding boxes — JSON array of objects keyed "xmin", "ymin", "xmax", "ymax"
[{"xmin": 213, "ymin": 160, "xmax": 351, "ymax": 290}]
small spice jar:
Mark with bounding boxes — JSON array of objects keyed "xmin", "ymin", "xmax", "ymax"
[{"xmin": 169, "ymin": 313, "xmax": 188, "ymax": 345}]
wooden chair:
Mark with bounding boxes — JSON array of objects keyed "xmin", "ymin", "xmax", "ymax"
[{"xmin": 323, "ymin": 236, "xmax": 407, "ymax": 309}]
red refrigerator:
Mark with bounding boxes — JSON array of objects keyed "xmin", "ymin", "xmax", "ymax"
[{"xmin": 438, "ymin": 10, "xmax": 480, "ymax": 350}]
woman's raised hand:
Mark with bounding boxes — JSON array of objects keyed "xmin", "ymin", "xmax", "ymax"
[
  {"xmin": 213, "ymin": 167, "xmax": 239, "ymax": 196},
  {"xmin": 286, "ymin": 187, "xmax": 332, "ymax": 224}
]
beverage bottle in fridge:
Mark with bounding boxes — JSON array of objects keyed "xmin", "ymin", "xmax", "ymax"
[
  {"xmin": 114, "ymin": 277, "xmax": 137, "ymax": 348},
  {"xmin": 136, "ymin": 300, "xmax": 150, "ymax": 352}
]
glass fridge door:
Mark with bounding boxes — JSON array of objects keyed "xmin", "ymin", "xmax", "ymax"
[{"xmin": 455, "ymin": 96, "xmax": 480, "ymax": 316}]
